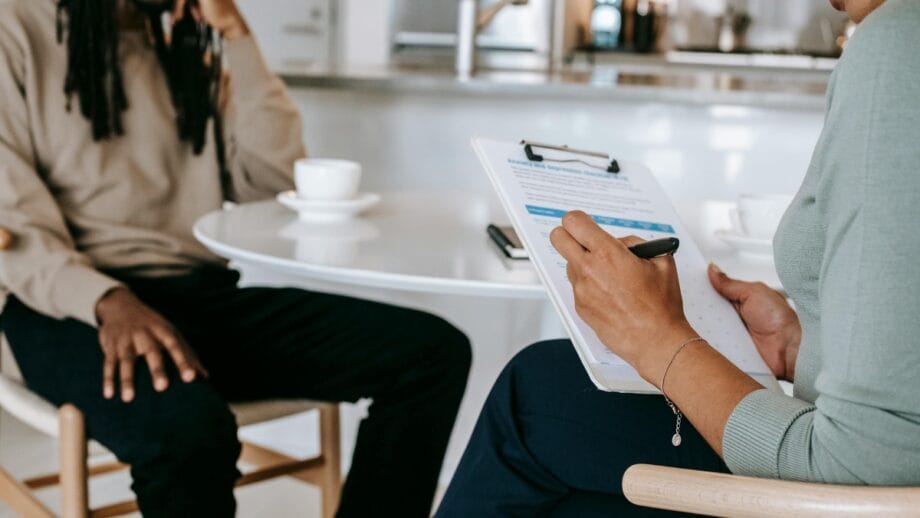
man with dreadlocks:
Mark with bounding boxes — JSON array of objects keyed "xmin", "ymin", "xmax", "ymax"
[{"xmin": 0, "ymin": 0, "xmax": 471, "ymax": 516}]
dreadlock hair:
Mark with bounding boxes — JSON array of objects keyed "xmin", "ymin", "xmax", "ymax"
[
  {"xmin": 56, "ymin": 0, "xmax": 232, "ymax": 195},
  {"xmin": 56, "ymin": 0, "xmax": 127, "ymax": 139}
]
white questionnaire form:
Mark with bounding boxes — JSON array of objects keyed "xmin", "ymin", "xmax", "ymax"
[{"xmin": 473, "ymin": 138, "xmax": 777, "ymax": 393}]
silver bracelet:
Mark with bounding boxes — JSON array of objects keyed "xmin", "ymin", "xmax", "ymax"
[{"xmin": 661, "ymin": 337, "xmax": 706, "ymax": 447}]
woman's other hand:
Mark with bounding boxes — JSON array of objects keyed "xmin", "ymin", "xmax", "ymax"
[
  {"xmin": 708, "ymin": 264, "xmax": 801, "ymax": 382},
  {"xmin": 175, "ymin": 0, "xmax": 250, "ymax": 40},
  {"xmin": 95, "ymin": 288, "xmax": 208, "ymax": 402},
  {"xmin": 550, "ymin": 211, "xmax": 698, "ymax": 386}
]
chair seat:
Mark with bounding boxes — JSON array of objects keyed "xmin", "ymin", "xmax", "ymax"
[
  {"xmin": 0, "ymin": 374, "xmax": 326, "ymax": 436},
  {"xmin": 231, "ymin": 399, "xmax": 327, "ymax": 427}
]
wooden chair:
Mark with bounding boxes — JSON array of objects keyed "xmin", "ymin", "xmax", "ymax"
[
  {"xmin": 622, "ymin": 464, "xmax": 920, "ymax": 517},
  {"xmin": 0, "ymin": 227, "xmax": 342, "ymax": 517}
]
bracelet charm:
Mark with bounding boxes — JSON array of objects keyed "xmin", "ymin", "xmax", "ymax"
[{"xmin": 661, "ymin": 337, "xmax": 706, "ymax": 447}]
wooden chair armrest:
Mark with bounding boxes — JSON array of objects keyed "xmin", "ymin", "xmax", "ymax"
[
  {"xmin": 622, "ymin": 464, "xmax": 920, "ymax": 517},
  {"xmin": 0, "ymin": 227, "xmax": 12, "ymax": 251}
]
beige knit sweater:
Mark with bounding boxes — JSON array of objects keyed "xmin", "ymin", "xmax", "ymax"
[{"xmin": 0, "ymin": 0, "xmax": 306, "ymax": 326}]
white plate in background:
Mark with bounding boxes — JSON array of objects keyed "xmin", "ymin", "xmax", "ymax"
[{"xmin": 277, "ymin": 191, "xmax": 381, "ymax": 222}]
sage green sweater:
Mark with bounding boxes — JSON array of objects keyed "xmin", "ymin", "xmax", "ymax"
[{"xmin": 722, "ymin": 0, "xmax": 920, "ymax": 485}]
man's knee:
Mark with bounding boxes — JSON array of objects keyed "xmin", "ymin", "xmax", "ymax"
[
  {"xmin": 382, "ymin": 312, "xmax": 472, "ymax": 407},
  {"xmin": 405, "ymin": 312, "xmax": 472, "ymax": 379},
  {"xmin": 110, "ymin": 383, "xmax": 242, "ymax": 517},
  {"xmin": 124, "ymin": 382, "xmax": 241, "ymax": 473},
  {"xmin": 436, "ymin": 318, "xmax": 473, "ymax": 377},
  {"xmin": 173, "ymin": 396, "xmax": 240, "ymax": 463}
]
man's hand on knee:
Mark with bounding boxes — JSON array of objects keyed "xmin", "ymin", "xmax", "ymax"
[{"xmin": 95, "ymin": 288, "xmax": 208, "ymax": 402}]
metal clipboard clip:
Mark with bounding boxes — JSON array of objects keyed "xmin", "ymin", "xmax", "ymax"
[{"xmin": 520, "ymin": 140, "xmax": 621, "ymax": 174}]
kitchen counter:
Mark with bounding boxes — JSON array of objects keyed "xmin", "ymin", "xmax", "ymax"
[
  {"xmin": 280, "ymin": 53, "xmax": 828, "ymax": 199},
  {"xmin": 280, "ymin": 61, "xmax": 830, "ymax": 111}
]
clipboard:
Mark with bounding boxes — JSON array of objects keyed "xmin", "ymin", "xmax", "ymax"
[
  {"xmin": 520, "ymin": 140, "xmax": 621, "ymax": 174},
  {"xmin": 473, "ymin": 137, "xmax": 779, "ymax": 394}
]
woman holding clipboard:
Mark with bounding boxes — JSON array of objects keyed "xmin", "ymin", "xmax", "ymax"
[{"xmin": 437, "ymin": 0, "xmax": 920, "ymax": 515}]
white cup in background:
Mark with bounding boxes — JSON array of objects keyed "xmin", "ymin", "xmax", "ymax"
[
  {"xmin": 294, "ymin": 159, "xmax": 362, "ymax": 201},
  {"xmin": 733, "ymin": 194, "xmax": 794, "ymax": 240}
]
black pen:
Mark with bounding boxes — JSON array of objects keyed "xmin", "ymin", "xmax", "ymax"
[{"xmin": 629, "ymin": 237, "xmax": 680, "ymax": 259}]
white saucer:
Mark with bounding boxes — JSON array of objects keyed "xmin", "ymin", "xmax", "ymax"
[
  {"xmin": 277, "ymin": 191, "xmax": 381, "ymax": 222},
  {"xmin": 714, "ymin": 229, "xmax": 774, "ymax": 257}
]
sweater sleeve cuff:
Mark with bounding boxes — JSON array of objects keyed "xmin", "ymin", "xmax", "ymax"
[
  {"xmin": 50, "ymin": 264, "xmax": 123, "ymax": 327},
  {"xmin": 723, "ymin": 388, "xmax": 815, "ymax": 479},
  {"xmin": 223, "ymin": 35, "xmax": 278, "ymax": 99}
]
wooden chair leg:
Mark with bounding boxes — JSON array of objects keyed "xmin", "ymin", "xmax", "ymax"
[
  {"xmin": 319, "ymin": 404, "xmax": 342, "ymax": 518},
  {"xmin": 59, "ymin": 404, "xmax": 89, "ymax": 518},
  {"xmin": 0, "ymin": 468, "xmax": 54, "ymax": 518}
]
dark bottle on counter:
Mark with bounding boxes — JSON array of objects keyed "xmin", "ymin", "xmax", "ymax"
[
  {"xmin": 591, "ymin": 0, "xmax": 623, "ymax": 49},
  {"xmin": 632, "ymin": 0, "xmax": 661, "ymax": 53}
]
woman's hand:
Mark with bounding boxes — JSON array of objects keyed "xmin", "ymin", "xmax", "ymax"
[
  {"xmin": 708, "ymin": 265, "xmax": 801, "ymax": 382},
  {"xmin": 174, "ymin": 0, "xmax": 250, "ymax": 40},
  {"xmin": 550, "ymin": 211, "xmax": 698, "ymax": 386},
  {"xmin": 95, "ymin": 288, "xmax": 208, "ymax": 402},
  {"xmin": 550, "ymin": 212, "xmax": 771, "ymax": 455}
]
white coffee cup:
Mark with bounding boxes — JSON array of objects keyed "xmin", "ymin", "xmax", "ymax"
[
  {"xmin": 294, "ymin": 159, "xmax": 362, "ymax": 201},
  {"xmin": 733, "ymin": 194, "xmax": 794, "ymax": 240}
]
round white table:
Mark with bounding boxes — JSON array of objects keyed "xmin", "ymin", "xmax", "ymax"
[
  {"xmin": 193, "ymin": 192, "xmax": 780, "ymax": 295},
  {"xmin": 194, "ymin": 192, "xmax": 546, "ymax": 300}
]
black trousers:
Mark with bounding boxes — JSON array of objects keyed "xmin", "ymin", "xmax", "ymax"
[
  {"xmin": 435, "ymin": 340, "xmax": 728, "ymax": 517},
  {"xmin": 0, "ymin": 267, "xmax": 471, "ymax": 517}
]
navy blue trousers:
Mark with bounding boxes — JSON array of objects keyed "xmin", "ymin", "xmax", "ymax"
[{"xmin": 436, "ymin": 340, "xmax": 728, "ymax": 517}]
